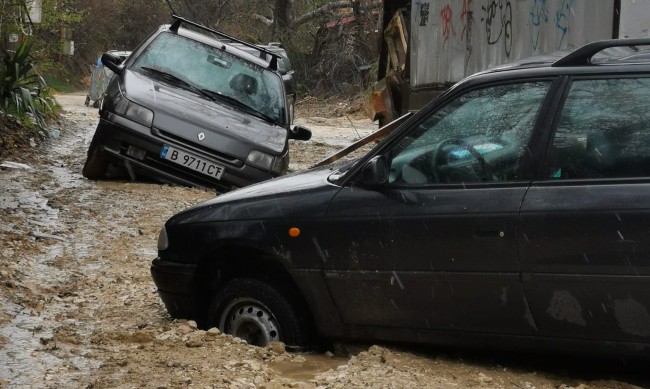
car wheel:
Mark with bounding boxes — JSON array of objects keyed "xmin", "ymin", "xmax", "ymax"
[
  {"xmin": 208, "ymin": 278, "xmax": 313, "ymax": 349},
  {"xmin": 82, "ymin": 135, "xmax": 109, "ymax": 179}
]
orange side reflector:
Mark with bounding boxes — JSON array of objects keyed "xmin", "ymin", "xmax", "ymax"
[{"xmin": 288, "ymin": 227, "xmax": 301, "ymax": 238}]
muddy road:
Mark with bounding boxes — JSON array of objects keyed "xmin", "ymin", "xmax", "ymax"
[{"xmin": 0, "ymin": 93, "xmax": 647, "ymax": 388}]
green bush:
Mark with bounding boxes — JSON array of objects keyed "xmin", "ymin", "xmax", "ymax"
[{"xmin": 0, "ymin": 35, "xmax": 58, "ymax": 128}]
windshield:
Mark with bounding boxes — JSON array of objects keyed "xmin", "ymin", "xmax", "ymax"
[{"xmin": 131, "ymin": 32, "xmax": 286, "ymax": 124}]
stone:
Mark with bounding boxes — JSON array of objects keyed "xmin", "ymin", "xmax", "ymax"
[
  {"xmin": 185, "ymin": 335, "xmax": 203, "ymax": 348},
  {"xmin": 266, "ymin": 341, "xmax": 286, "ymax": 354},
  {"xmin": 177, "ymin": 324, "xmax": 194, "ymax": 335}
]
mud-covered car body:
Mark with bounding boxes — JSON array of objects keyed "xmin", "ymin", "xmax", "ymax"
[
  {"xmin": 83, "ymin": 16, "xmax": 310, "ymax": 192},
  {"xmin": 152, "ymin": 39, "xmax": 650, "ymax": 356}
]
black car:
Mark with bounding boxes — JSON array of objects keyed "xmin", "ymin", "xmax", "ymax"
[
  {"xmin": 83, "ymin": 16, "xmax": 311, "ymax": 192},
  {"xmin": 151, "ymin": 39, "xmax": 650, "ymax": 356}
]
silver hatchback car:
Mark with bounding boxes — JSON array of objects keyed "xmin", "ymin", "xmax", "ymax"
[{"xmin": 83, "ymin": 16, "xmax": 311, "ymax": 192}]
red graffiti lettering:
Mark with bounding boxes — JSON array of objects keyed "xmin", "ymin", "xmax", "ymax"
[
  {"xmin": 460, "ymin": 0, "xmax": 469, "ymax": 40},
  {"xmin": 440, "ymin": 4, "xmax": 456, "ymax": 45}
]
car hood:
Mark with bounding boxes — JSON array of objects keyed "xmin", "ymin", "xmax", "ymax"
[
  {"xmin": 122, "ymin": 69, "xmax": 288, "ymax": 155},
  {"xmin": 167, "ymin": 167, "xmax": 342, "ymax": 225}
]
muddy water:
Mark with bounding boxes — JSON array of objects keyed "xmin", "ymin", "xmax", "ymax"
[
  {"xmin": 0, "ymin": 99, "xmax": 101, "ymax": 387},
  {"xmin": 0, "ymin": 94, "xmax": 364, "ymax": 388},
  {"xmin": 268, "ymin": 353, "xmax": 349, "ymax": 382}
]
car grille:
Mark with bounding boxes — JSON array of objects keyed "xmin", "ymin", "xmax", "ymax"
[{"xmin": 157, "ymin": 129, "xmax": 243, "ymax": 166}]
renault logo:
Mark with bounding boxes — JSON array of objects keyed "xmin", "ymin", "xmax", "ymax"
[{"xmin": 198, "ymin": 132, "xmax": 206, "ymax": 141}]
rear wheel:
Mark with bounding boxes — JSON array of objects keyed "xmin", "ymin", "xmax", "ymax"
[
  {"xmin": 82, "ymin": 135, "xmax": 109, "ymax": 179},
  {"xmin": 208, "ymin": 278, "xmax": 314, "ymax": 349}
]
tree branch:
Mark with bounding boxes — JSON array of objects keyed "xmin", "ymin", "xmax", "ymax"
[
  {"xmin": 251, "ymin": 0, "xmax": 380, "ymax": 29},
  {"xmin": 290, "ymin": 0, "xmax": 380, "ymax": 28},
  {"xmin": 252, "ymin": 13, "xmax": 273, "ymax": 26}
]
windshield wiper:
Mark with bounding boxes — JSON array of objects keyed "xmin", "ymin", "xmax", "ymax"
[
  {"xmin": 139, "ymin": 67, "xmax": 217, "ymax": 102},
  {"xmin": 139, "ymin": 67, "xmax": 279, "ymax": 125},
  {"xmin": 200, "ymin": 89, "xmax": 278, "ymax": 124}
]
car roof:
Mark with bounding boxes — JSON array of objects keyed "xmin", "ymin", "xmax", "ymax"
[
  {"xmin": 225, "ymin": 42, "xmax": 288, "ymax": 59},
  {"xmin": 165, "ymin": 15, "xmax": 284, "ymax": 72},
  {"xmin": 167, "ymin": 26, "xmax": 269, "ymax": 69}
]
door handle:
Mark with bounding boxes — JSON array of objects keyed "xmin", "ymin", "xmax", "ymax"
[
  {"xmin": 475, "ymin": 229, "xmax": 505, "ymax": 239},
  {"xmin": 474, "ymin": 222, "xmax": 506, "ymax": 239}
]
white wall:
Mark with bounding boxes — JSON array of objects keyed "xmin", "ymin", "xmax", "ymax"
[
  {"xmin": 619, "ymin": 0, "xmax": 650, "ymax": 38},
  {"xmin": 410, "ymin": 0, "xmax": 616, "ymax": 86}
]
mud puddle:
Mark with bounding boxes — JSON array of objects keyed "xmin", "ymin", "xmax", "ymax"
[{"xmin": 268, "ymin": 353, "xmax": 349, "ymax": 382}]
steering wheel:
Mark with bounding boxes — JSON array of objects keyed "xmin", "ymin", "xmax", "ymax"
[{"xmin": 432, "ymin": 138, "xmax": 493, "ymax": 182}]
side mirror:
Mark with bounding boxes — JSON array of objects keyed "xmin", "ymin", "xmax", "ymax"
[
  {"xmin": 282, "ymin": 73, "xmax": 295, "ymax": 93},
  {"xmin": 289, "ymin": 124, "xmax": 311, "ymax": 141},
  {"xmin": 101, "ymin": 52, "xmax": 125, "ymax": 76},
  {"xmin": 361, "ymin": 155, "xmax": 388, "ymax": 185}
]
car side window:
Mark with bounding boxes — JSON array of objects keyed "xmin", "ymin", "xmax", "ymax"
[
  {"xmin": 388, "ymin": 82, "xmax": 550, "ymax": 185},
  {"xmin": 548, "ymin": 78, "xmax": 650, "ymax": 180}
]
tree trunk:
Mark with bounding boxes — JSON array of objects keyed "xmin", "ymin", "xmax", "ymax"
[{"xmin": 274, "ymin": 0, "xmax": 291, "ymax": 31}]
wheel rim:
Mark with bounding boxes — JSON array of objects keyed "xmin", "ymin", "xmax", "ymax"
[{"xmin": 219, "ymin": 298, "xmax": 281, "ymax": 347}]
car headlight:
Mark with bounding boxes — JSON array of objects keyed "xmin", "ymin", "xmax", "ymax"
[
  {"xmin": 114, "ymin": 94, "xmax": 154, "ymax": 126},
  {"xmin": 246, "ymin": 150, "xmax": 287, "ymax": 174},
  {"xmin": 157, "ymin": 227, "xmax": 169, "ymax": 251}
]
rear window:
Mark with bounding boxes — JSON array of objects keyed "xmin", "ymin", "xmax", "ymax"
[{"xmin": 548, "ymin": 77, "xmax": 650, "ymax": 179}]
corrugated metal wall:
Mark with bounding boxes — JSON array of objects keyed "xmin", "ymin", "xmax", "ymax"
[
  {"xmin": 410, "ymin": 0, "xmax": 619, "ymax": 86},
  {"xmin": 619, "ymin": 0, "xmax": 650, "ymax": 38}
]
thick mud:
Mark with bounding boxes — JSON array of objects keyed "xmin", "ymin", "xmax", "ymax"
[{"xmin": 0, "ymin": 93, "xmax": 647, "ymax": 389}]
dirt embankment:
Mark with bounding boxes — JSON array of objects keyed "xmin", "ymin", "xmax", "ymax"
[{"xmin": 0, "ymin": 94, "xmax": 647, "ymax": 389}]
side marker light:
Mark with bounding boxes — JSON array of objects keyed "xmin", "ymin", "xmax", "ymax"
[{"xmin": 288, "ymin": 227, "xmax": 301, "ymax": 238}]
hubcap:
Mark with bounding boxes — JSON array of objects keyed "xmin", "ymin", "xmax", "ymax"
[{"xmin": 220, "ymin": 299, "xmax": 280, "ymax": 347}]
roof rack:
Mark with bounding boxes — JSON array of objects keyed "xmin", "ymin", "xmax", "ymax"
[
  {"xmin": 169, "ymin": 15, "xmax": 279, "ymax": 71},
  {"xmin": 553, "ymin": 38, "xmax": 650, "ymax": 67}
]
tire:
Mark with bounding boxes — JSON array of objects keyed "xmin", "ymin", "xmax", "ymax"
[
  {"xmin": 82, "ymin": 135, "xmax": 109, "ymax": 179},
  {"xmin": 208, "ymin": 278, "xmax": 314, "ymax": 349}
]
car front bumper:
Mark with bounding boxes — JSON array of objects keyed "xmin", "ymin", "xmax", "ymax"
[
  {"xmin": 150, "ymin": 257, "xmax": 200, "ymax": 319},
  {"xmin": 94, "ymin": 113, "xmax": 277, "ymax": 192}
]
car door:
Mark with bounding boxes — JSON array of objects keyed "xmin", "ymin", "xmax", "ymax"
[
  {"xmin": 520, "ymin": 76, "xmax": 650, "ymax": 343},
  {"xmin": 321, "ymin": 79, "xmax": 556, "ymax": 336}
]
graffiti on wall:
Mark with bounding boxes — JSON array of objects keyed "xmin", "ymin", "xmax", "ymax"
[
  {"xmin": 528, "ymin": 0, "xmax": 576, "ymax": 51},
  {"xmin": 411, "ymin": 0, "xmax": 613, "ymax": 86},
  {"xmin": 440, "ymin": 4, "xmax": 457, "ymax": 45},
  {"xmin": 419, "ymin": 2, "xmax": 431, "ymax": 26},
  {"xmin": 555, "ymin": 0, "xmax": 575, "ymax": 48},
  {"xmin": 415, "ymin": 1, "xmax": 472, "ymax": 50},
  {"xmin": 460, "ymin": 0, "xmax": 471, "ymax": 40},
  {"xmin": 481, "ymin": 0, "xmax": 513, "ymax": 56},
  {"xmin": 529, "ymin": 0, "xmax": 549, "ymax": 50}
]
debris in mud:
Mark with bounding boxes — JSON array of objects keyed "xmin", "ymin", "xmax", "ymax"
[
  {"xmin": 0, "ymin": 161, "xmax": 33, "ymax": 170},
  {"xmin": 29, "ymin": 231, "xmax": 68, "ymax": 242}
]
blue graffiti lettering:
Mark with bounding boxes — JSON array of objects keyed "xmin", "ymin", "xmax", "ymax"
[
  {"xmin": 529, "ymin": 0, "xmax": 549, "ymax": 51},
  {"xmin": 555, "ymin": 0, "xmax": 575, "ymax": 49}
]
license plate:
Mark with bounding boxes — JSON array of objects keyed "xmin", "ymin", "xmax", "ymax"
[{"xmin": 160, "ymin": 145, "xmax": 225, "ymax": 180}]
